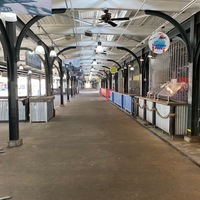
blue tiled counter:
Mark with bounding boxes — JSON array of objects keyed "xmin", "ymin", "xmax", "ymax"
[{"xmin": 110, "ymin": 92, "xmax": 134, "ymax": 115}]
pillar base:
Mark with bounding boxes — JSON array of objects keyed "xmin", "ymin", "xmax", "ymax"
[
  {"xmin": 7, "ymin": 138, "xmax": 23, "ymax": 148},
  {"xmin": 60, "ymin": 104, "xmax": 65, "ymax": 107},
  {"xmin": 184, "ymin": 135, "xmax": 200, "ymax": 143},
  {"xmin": 66, "ymin": 100, "xmax": 70, "ymax": 102}
]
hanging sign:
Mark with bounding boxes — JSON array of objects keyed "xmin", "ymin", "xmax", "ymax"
[
  {"xmin": 0, "ymin": 0, "xmax": 51, "ymax": 15},
  {"xmin": 25, "ymin": 51, "xmax": 42, "ymax": 70},
  {"xmin": 110, "ymin": 66, "xmax": 117, "ymax": 74},
  {"xmin": 62, "ymin": 58, "xmax": 80, "ymax": 71},
  {"xmin": 148, "ymin": 32, "xmax": 170, "ymax": 54}
]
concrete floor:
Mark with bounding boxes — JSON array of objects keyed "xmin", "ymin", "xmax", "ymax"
[{"xmin": 1, "ymin": 89, "xmax": 200, "ymax": 200}]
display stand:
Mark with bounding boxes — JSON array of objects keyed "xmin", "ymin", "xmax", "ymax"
[
  {"xmin": 29, "ymin": 96, "xmax": 54, "ymax": 123},
  {"xmin": 0, "ymin": 97, "xmax": 29, "ymax": 121}
]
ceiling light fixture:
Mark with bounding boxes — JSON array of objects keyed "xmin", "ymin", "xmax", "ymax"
[
  {"xmin": 28, "ymin": 70, "xmax": 32, "ymax": 74},
  {"xmin": 19, "ymin": 65, "xmax": 23, "ymax": 70},
  {"xmin": 0, "ymin": 12, "xmax": 17, "ymax": 22},
  {"xmin": 96, "ymin": 41, "xmax": 103, "ymax": 53},
  {"xmin": 35, "ymin": 41, "xmax": 45, "ymax": 55},
  {"xmin": 128, "ymin": 64, "xmax": 134, "ymax": 71},
  {"xmin": 91, "ymin": 66, "xmax": 94, "ymax": 71},
  {"xmin": 148, "ymin": 52, "xmax": 153, "ymax": 58},
  {"xmin": 93, "ymin": 59, "xmax": 97, "ymax": 65},
  {"xmin": 50, "ymin": 46, "xmax": 57, "ymax": 57}
]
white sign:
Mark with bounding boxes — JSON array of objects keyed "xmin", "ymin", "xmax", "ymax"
[{"xmin": 148, "ymin": 32, "xmax": 170, "ymax": 54}]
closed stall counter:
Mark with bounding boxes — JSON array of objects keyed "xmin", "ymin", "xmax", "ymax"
[
  {"xmin": 0, "ymin": 97, "xmax": 29, "ymax": 121},
  {"xmin": 29, "ymin": 96, "xmax": 54, "ymax": 123},
  {"xmin": 135, "ymin": 96, "xmax": 188, "ymax": 136}
]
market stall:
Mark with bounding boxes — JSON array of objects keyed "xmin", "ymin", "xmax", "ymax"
[
  {"xmin": 0, "ymin": 97, "xmax": 29, "ymax": 121},
  {"xmin": 29, "ymin": 96, "xmax": 54, "ymax": 123},
  {"xmin": 134, "ymin": 82, "xmax": 188, "ymax": 135}
]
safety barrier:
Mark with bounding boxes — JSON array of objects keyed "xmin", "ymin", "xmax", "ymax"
[
  {"xmin": 99, "ymin": 88, "xmax": 110, "ymax": 98},
  {"xmin": 122, "ymin": 94, "xmax": 134, "ymax": 113},
  {"xmin": 109, "ymin": 91, "xmax": 134, "ymax": 114}
]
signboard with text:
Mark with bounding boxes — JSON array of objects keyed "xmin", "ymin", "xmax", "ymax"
[{"xmin": 148, "ymin": 32, "xmax": 170, "ymax": 54}]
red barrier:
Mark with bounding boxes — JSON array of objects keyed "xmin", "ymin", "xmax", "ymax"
[
  {"xmin": 100, "ymin": 88, "xmax": 110, "ymax": 98},
  {"xmin": 177, "ymin": 77, "xmax": 188, "ymax": 83}
]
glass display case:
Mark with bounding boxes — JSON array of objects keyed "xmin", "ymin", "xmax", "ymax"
[
  {"xmin": 147, "ymin": 83, "xmax": 168, "ymax": 99},
  {"xmin": 157, "ymin": 82, "xmax": 187, "ymax": 101},
  {"xmin": 147, "ymin": 82, "xmax": 187, "ymax": 102}
]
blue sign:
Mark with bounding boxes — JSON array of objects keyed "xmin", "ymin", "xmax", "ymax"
[
  {"xmin": 25, "ymin": 51, "xmax": 42, "ymax": 70},
  {"xmin": 62, "ymin": 58, "xmax": 80, "ymax": 71},
  {"xmin": 148, "ymin": 32, "xmax": 170, "ymax": 54},
  {"xmin": 0, "ymin": 0, "xmax": 51, "ymax": 15}
]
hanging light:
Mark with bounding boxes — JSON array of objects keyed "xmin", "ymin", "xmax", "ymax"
[
  {"xmin": 93, "ymin": 59, "xmax": 97, "ymax": 65},
  {"xmin": 148, "ymin": 52, "xmax": 153, "ymax": 58},
  {"xmin": 28, "ymin": 70, "xmax": 32, "ymax": 74},
  {"xmin": 19, "ymin": 65, "xmax": 23, "ymax": 70},
  {"xmin": 129, "ymin": 64, "xmax": 134, "ymax": 71},
  {"xmin": 50, "ymin": 46, "xmax": 57, "ymax": 57},
  {"xmin": 0, "ymin": 12, "xmax": 17, "ymax": 22},
  {"xmin": 96, "ymin": 41, "xmax": 103, "ymax": 53},
  {"xmin": 35, "ymin": 41, "xmax": 45, "ymax": 55},
  {"xmin": 91, "ymin": 66, "xmax": 94, "ymax": 71}
]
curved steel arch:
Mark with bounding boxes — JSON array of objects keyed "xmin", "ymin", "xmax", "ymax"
[
  {"xmin": 51, "ymin": 46, "xmax": 77, "ymax": 66},
  {"xmin": 116, "ymin": 46, "xmax": 141, "ymax": 72},
  {"xmin": 102, "ymin": 66, "xmax": 110, "ymax": 69},
  {"xmin": 107, "ymin": 59, "xmax": 121, "ymax": 69},
  {"xmin": 15, "ymin": 9, "xmax": 67, "ymax": 62},
  {"xmin": 144, "ymin": 10, "xmax": 192, "ymax": 63},
  {"xmin": 0, "ymin": 20, "xmax": 12, "ymax": 68},
  {"xmin": 20, "ymin": 47, "xmax": 46, "ymax": 68}
]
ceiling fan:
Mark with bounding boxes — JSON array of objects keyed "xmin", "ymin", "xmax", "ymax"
[{"xmin": 99, "ymin": 9, "xmax": 129, "ymax": 27}]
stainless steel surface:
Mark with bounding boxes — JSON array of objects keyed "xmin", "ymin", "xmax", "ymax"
[
  {"xmin": 175, "ymin": 105, "xmax": 188, "ymax": 135},
  {"xmin": 138, "ymin": 98, "xmax": 145, "ymax": 119},
  {"xmin": 29, "ymin": 96, "xmax": 54, "ymax": 122},
  {"xmin": 146, "ymin": 100, "xmax": 154, "ymax": 124},
  {"xmin": 0, "ymin": 99, "xmax": 26, "ymax": 121},
  {"xmin": 155, "ymin": 103, "xmax": 170, "ymax": 134}
]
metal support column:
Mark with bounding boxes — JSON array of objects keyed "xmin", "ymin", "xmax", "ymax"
[
  {"xmin": 109, "ymin": 72, "xmax": 112, "ymax": 90},
  {"xmin": 59, "ymin": 61, "xmax": 64, "ymax": 106},
  {"xmin": 45, "ymin": 52, "xmax": 53, "ymax": 96},
  {"xmin": 71, "ymin": 76, "xmax": 73, "ymax": 98},
  {"xmin": 6, "ymin": 22, "xmax": 22, "ymax": 146},
  {"xmin": 66, "ymin": 70, "xmax": 70, "ymax": 101},
  {"xmin": 124, "ymin": 68, "xmax": 128, "ymax": 93},
  {"xmin": 73, "ymin": 77, "xmax": 76, "ymax": 96}
]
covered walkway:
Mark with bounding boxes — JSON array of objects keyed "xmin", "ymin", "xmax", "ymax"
[{"xmin": 1, "ymin": 89, "xmax": 200, "ymax": 200}]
